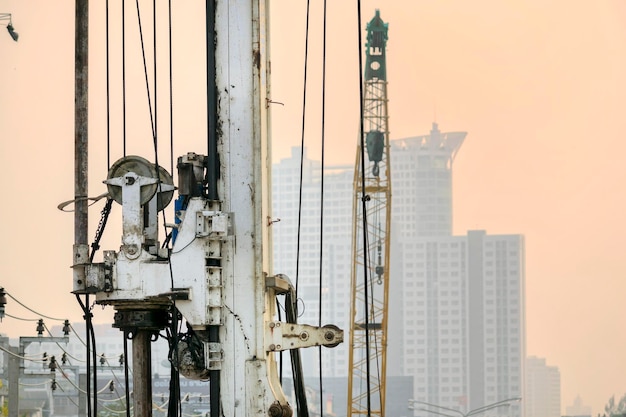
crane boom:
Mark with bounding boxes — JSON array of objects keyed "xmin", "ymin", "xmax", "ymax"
[{"xmin": 347, "ymin": 10, "xmax": 392, "ymax": 417}]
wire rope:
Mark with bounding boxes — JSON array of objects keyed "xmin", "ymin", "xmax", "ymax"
[
  {"xmin": 89, "ymin": 297, "xmax": 99, "ymax": 417},
  {"xmin": 4, "ymin": 313, "xmax": 39, "ymax": 322},
  {"xmin": 98, "ymin": 395, "xmax": 128, "ymax": 403},
  {"xmin": 123, "ymin": 330, "xmax": 131, "ymax": 417},
  {"xmin": 30, "ymin": 323, "xmax": 86, "ymax": 366},
  {"xmin": 106, "ymin": 0, "xmax": 111, "ymax": 169},
  {"xmin": 4, "ymin": 291, "xmax": 65, "ymax": 321},
  {"xmin": 57, "ymin": 364, "xmax": 88, "ymax": 394},
  {"xmin": 153, "ymin": 0, "xmax": 158, "ymax": 158},
  {"xmin": 98, "ymin": 403, "xmax": 133, "ymax": 414},
  {"xmin": 61, "ymin": 350, "xmax": 86, "ymax": 364},
  {"xmin": 294, "ymin": 0, "xmax": 312, "ymax": 302},
  {"xmin": 74, "ymin": 294, "xmax": 94, "ymax": 417},
  {"xmin": 168, "ymin": 0, "xmax": 174, "ymax": 175},
  {"xmin": 41, "ymin": 323, "xmax": 76, "ymax": 360},
  {"xmin": 19, "ymin": 380, "xmax": 52, "ymax": 387},
  {"xmin": 317, "ymin": 0, "xmax": 328, "ymax": 415},
  {"xmin": 135, "ymin": 0, "xmax": 156, "ymax": 142},
  {"xmin": 0, "ymin": 345, "xmax": 47, "ymax": 362},
  {"xmin": 163, "ymin": 3, "xmax": 181, "ymax": 400},
  {"xmin": 122, "ymin": 0, "xmax": 127, "ymax": 156},
  {"xmin": 63, "ymin": 393, "xmax": 81, "ymax": 410},
  {"xmin": 69, "ymin": 323, "xmax": 88, "ymax": 347},
  {"xmin": 355, "ymin": 0, "xmax": 373, "ymax": 415},
  {"xmin": 96, "ymin": 379, "xmax": 116, "ymax": 395},
  {"xmin": 97, "ymin": 356, "xmax": 130, "ymax": 400}
]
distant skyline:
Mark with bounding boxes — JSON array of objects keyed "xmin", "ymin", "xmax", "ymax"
[{"xmin": 1, "ymin": 1, "xmax": 626, "ymax": 415}]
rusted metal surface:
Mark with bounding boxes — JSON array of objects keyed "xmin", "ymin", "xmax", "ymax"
[
  {"xmin": 74, "ymin": 0, "xmax": 88, "ymax": 247},
  {"xmin": 132, "ymin": 330, "xmax": 153, "ymax": 417}
]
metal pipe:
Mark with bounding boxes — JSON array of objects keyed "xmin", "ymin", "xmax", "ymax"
[{"xmin": 208, "ymin": 326, "xmax": 220, "ymax": 417}]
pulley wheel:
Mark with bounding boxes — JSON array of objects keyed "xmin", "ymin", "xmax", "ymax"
[
  {"xmin": 322, "ymin": 324, "xmax": 342, "ymax": 348},
  {"xmin": 107, "ymin": 155, "xmax": 174, "ymax": 210}
]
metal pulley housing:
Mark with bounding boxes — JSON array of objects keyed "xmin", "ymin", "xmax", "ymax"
[
  {"xmin": 366, "ymin": 130, "xmax": 385, "ymax": 176},
  {"xmin": 177, "ymin": 339, "xmax": 211, "ymax": 381},
  {"xmin": 366, "ymin": 130, "xmax": 384, "ymax": 163},
  {"xmin": 106, "ymin": 155, "xmax": 175, "ymax": 210}
]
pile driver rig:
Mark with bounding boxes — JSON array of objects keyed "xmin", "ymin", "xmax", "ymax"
[{"xmin": 70, "ymin": 2, "xmax": 342, "ymax": 417}]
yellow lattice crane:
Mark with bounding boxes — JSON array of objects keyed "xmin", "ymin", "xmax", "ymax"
[{"xmin": 347, "ymin": 9, "xmax": 392, "ymax": 417}]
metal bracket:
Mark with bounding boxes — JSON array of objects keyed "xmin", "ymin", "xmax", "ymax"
[
  {"xmin": 204, "ymin": 342, "xmax": 223, "ymax": 370},
  {"xmin": 265, "ymin": 322, "xmax": 343, "ymax": 352},
  {"xmin": 196, "ymin": 211, "xmax": 231, "ymax": 238}
]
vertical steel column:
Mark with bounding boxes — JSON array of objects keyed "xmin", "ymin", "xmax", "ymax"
[
  {"xmin": 132, "ymin": 330, "xmax": 153, "ymax": 417},
  {"xmin": 74, "ymin": 4, "xmax": 90, "ymax": 416},
  {"xmin": 205, "ymin": 3, "xmax": 221, "ymax": 416},
  {"xmin": 206, "ymin": 0, "xmax": 219, "ymax": 201},
  {"xmin": 74, "ymin": 0, "xmax": 88, "ymax": 251}
]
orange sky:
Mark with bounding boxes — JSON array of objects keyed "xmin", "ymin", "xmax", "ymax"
[{"xmin": 1, "ymin": 1, "xmax": 625, "ymax": 414}]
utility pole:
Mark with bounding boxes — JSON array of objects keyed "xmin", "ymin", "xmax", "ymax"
[{"xmin": 73, "ymin": 0, "xmax": 89, "ymax": 293}]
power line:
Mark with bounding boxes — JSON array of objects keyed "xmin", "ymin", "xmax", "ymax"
[{"xmin": 4, "ymin": 290, "xmax": 66, "ymax": 321}]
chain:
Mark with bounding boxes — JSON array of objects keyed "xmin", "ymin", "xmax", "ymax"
[{"xmin": 90, "ymin": 198, "xmax": 114, "ymax": 262}]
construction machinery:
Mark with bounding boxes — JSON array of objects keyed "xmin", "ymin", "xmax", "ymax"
[
  {"xmin": 71, "ymin": 2, "xmax": 343, "ymax": 416},
  {"xmin": 347, "ymin": 10, "xmax": 392, "ymax": 417}
]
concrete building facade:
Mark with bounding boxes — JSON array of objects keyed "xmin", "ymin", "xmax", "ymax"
[
  {"xmin": 271, "ymin": 123, "xmax": 526, "ymax": 417},
  {"xmin": 525, "ymin": 356, "xmax": 561, "ymax": 417}
]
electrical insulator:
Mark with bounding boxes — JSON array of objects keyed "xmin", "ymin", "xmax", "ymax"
[
  {"xmin": 49, "ymin": 355, "xmax": 57, "ymax": 372},
  {"xmin": 0, "ymin": 288, "xmax": 6, "ymax": 322},
  {"xmin": 42, "ymin": 352, "xmax": 48, "ymax": 369},
  {"xmin": 36, "ymin": 319, "xmax": 45, "ymax": 336},
  {"xmin": 61, "ymin": 353, "xmax": 68, "ymax": 365},
  {"xmin": 63, "ymin": 319, "xmax": 71, "ymax": 336},
  {"xmin": 51, "ymin": 379, "xmax": 57, "ymax": 391},
  {"xmin": 100, "ymin": 354, "xmax": 106, "ymax": 366},
  {"xmin": 119, "ymin": 353, "xmax": 124, "ymax": 366},
  {"xmin": 109, "ymin": 381, "xmax": 115, "ymax": 393}
]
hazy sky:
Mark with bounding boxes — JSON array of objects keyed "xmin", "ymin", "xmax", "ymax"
[{"xmin": 1, "ymin": 1, "xmax": 625, "ymax": 414}]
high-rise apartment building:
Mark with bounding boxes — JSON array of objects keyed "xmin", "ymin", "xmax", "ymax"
[
  {"xmin": 396, "ymin": 232, "xmax": 525, "ymax": 417},
  {"xmin": 526, "ymin": 356, "xmax": 561, "ymax": 417},
  {"xmin": 389, "ymin": 123, "xmax": 525, "ymax": 417},
  {"xmin": 390, "ymin": 123, "xmax": 465, "ymax": 238},
  {"xmin": 272, "ymin": 147, "xmax": 353, "ymax": 378},
  {"xmin": 272, "ymin": 123, "xmax": 526, "ymax": 417}
]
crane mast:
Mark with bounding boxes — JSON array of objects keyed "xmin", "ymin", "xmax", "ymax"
[{"xmin": 347, "ymin": 10, "xmax": 392, "ymax": 417}]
